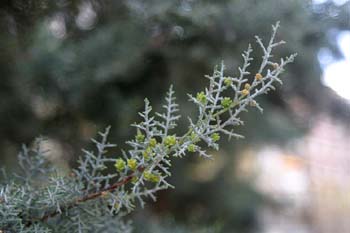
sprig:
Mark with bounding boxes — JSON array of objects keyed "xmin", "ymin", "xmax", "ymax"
[{"xmin": 0, "ymin": 22, "xmax": 296, "ymax": 233}]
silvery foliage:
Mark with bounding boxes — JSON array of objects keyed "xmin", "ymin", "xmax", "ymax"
[{"xmin": 0, "ymin": 22, "xmax": 296, "ymax": 232}]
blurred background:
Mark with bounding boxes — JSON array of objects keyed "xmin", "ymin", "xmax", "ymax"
[{"xmin": 0, "ymin": 0, "xmax": 350, "ymax": 232}]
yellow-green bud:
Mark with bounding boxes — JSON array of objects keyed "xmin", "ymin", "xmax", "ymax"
[
  {"xmin": 143, "ymin": 171, "xmax": 152, "ymax": 180},
  {"xmin": 114, "ymin": 159, "xmax": 126, "ymax": 172},
  {"xmin": 144, "ymin": 171, "xmax": 160, "ymax": 183},
  {"xmin": 142, "ymin": 147, "xmax": 152, "ymax": 160},
  {"xmin": 190, "ymin": 132, "xmax": 200, "ymax": 143},
  {"xmin": 150, "ymin": 174, "xmax": 160, "ymax": 183},
  {"xmin": 187, "ymin": 144, "xmax": 196, "ymax": 152},
  {"xmin": 127, "ymin": 159, "xmax": 138, "ymax": 171},
  {"xmin": 224, "ymin": 77, "xmax": 232, "ymax": 86},
  {"xmin": 135, "ymin": 129, "xmax": 145, "ymax": 142},
  {"xmin": 149, "ymin": 138, "xmax": 157, "ymax": 147},
  {"xmin": 164, "ymin": 135, "xmax": 177, "ymax": 147},
  {"xmin": 131, "ymin": 176, "xmax": 138, "ymax": 184},
  {"xmin": 221, "ymin": 97, "xmax": 233, "ymax": 109},
  {"xmin": 196, "ymin": 91, "xmax": 207, "ymax": 104},
  {"xmin": 211, "ymin": 133, "xmax": 220, "ymax": 142}
]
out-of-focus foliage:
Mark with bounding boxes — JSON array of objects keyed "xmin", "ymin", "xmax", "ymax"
[
  {"xmin": 1, "ymin": 0, "xmax": 348, "ymax": 148},
  {"xmin": 0, "ymin": 0, "xmax": 349, "ymax": 232}
]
